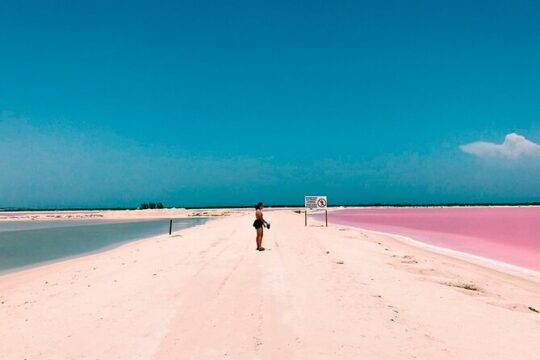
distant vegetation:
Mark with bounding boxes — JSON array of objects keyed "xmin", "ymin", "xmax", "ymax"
[{"xmin": 138, "ymin": 202, "xmax": 164, "ymax": 210}]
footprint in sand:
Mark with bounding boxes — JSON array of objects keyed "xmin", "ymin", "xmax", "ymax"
[
  {"xmin": 400, "ymin": 255, "xmax": 419, "ymax": 264},
  {"xmin": 486, "ymin": 301, "xmax": 540, "ymax": 314},
  {"xmin": 444, "ymin": 282, "xmax": 482, "ymax": 292}
]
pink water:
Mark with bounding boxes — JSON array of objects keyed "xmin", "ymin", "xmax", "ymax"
[{"xmin": 322, "ymin": 207, "xmax": 540, "ymax": 271}]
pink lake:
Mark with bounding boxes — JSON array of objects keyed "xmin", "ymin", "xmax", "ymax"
[{"xmin": 321, "ymin": 207, "xmax": 540, "ymax": 271}]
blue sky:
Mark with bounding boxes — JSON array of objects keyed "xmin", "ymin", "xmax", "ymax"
[{"xmin": 1, "ymin": 1, "xmax": 539, "ymax": 208}]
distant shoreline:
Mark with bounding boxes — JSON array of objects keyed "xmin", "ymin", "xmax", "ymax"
[
  {"xmin": 0, "ymin": 208, "xmax": 235, "ymax": 222},
  {"xmin": 2, "ymin": 201, "xmax": 540, "ymax": 212}
]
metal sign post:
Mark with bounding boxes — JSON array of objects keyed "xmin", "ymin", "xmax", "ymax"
[{"xmin": 304, "ymin": 195, "xmax": 328, "ymax": 227}]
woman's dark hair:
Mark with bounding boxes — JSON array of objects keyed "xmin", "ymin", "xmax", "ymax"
[{"xmin": 255, "ymin": 202, "xmax": 263, "ymax": 210}]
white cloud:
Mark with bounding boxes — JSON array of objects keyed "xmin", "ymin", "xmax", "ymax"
[{"xmin": 460, "ymin": 133, "xmax": 540, "ymax": 159}]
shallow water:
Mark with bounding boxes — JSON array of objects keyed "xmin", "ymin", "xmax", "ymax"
[
  {"xmin": 0, "ymin": 218, "xmax": 207, "ymax": 274},
  {"xmin": 321, "ymin": 207, "xmax": 540, "ymax": 271}
]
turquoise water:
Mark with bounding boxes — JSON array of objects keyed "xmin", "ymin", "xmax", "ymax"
[{"xmin": 0, "ymin": 218, "xmax": 207, "ymax": 274}]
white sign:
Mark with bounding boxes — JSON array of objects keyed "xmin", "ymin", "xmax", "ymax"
[{"xmin": 305, "ymin": 195, "xmax": 327, "ymax": 210}]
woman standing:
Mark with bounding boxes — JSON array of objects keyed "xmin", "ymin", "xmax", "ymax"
[{"xmin": 253, "ymin": 202, "xmax": 269, "ymax": 251}]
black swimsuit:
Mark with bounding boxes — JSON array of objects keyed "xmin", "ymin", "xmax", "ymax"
[{"xmin": 253, "ymin": 219, "xmax": 263, "ymax": 229}]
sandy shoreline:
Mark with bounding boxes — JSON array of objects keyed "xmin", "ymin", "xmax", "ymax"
[
  {"xmin": 0, "ymin": 208, "xmax": 244, "ymax": 221},
  {"xmin": 328, "ymin": 224, "xmax": 540, "ymax": 283},
  {"xmin": 1, "ymin": 210, "xmax": 539, "ymax": 359}
]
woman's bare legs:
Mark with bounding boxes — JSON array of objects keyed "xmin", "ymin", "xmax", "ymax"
[{"xmin": 256, "ymin": 227, "xmax": 264, "ymax": 250}]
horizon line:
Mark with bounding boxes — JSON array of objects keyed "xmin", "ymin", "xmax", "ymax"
[{"xmin": 2, "ymin": 201, "xmax": 540, "ymax": 212}]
